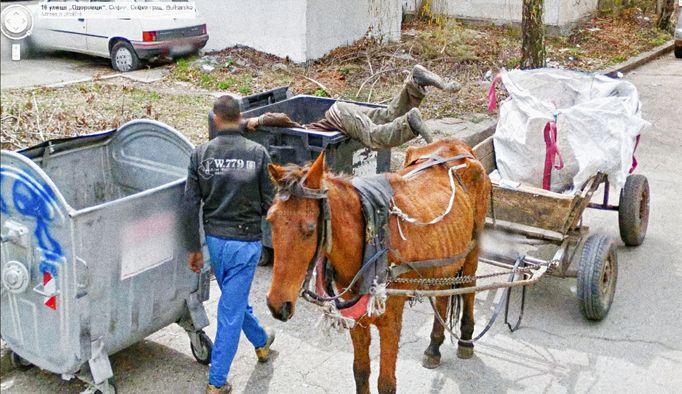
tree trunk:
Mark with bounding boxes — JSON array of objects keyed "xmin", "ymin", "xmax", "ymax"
[
  {"xmin": 521, "ymin": 0, "xmax": 546, "ymax": 69},
  {"xmin": 656, "ymin": 0, "xmax": 675, "ymax": 32}
]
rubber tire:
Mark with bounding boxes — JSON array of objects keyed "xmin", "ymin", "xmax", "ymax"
[
  {"xmin": 94, "ymin": 378, "xmax": 117, "ymax": 394},
  {"xmin": 190, "ymin": 331, "xmax": 213, "ymax": 365},
  {"xmin": 9, "ymin": 351, "xmax": 33, "ymax": 370},
  {"xmin": 258, "ymin": 246, "xmax": 274, "ymax": 266},
  {"xmin": 577, "ymin": 234, "xmax": 618, "ymax": 321},
  {"xmin": 675, "ymin": 46, "xmax": 682, "ymax": 59},
  {"xmin": 110, "ymin": 41, "xmax": 141, "ymax": 72},
  {"xmin": 618, "ymin": 174, "xmax": 650, "ymax": 246}
]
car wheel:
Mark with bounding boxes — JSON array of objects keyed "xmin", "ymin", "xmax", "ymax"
[
  {"xmin": 577, "ymin": 234, "xmax": 618, "ymax": 321},
  {"xmin": 618, "ymin": 174, "xmax": 650, "ymax": 246},
  {"xmin": 110, "ymin": 41, "xmax": 140, "ymax": 72},
  {"xmin": 675, "ymin": 46, "xmax": 682, "ymax": 59}
]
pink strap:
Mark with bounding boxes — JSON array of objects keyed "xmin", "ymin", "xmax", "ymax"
[
  {"xmin": 543, "ymin": 121, "xmax": 564, "ymax": 190},
  {"xmin": 629, "ymin": 134, "xmax": 641, "ymax": 173},
  {"xmin": 487, "ymin": 74, "xmax": 502, "ymax": 112},
  {"xmin": 314, "ymin": 257, "xmax": 327, "ymax": 296},
  {"xmin": 340, "ymin": 295, "xmax": 370, "ymax": 319}
]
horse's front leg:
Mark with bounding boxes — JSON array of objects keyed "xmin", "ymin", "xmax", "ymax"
[
  {"xmin": 458, "ymin": 250, "xmax": 480, "ymax": 359},
  {"xmin": 350, "ymin": 321, "xmax": 371, "ymax": 394},
  {"xmin": 423, "ymin": 296, "xmax": 448, "ymax": 369},
  {"xmin": 376, "ymin": 297, "xmax": 406, "ymax": 394}
]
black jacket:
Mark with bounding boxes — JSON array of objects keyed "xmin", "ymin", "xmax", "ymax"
[{"xmin": 182, "ymin": 127, "xmax": 274, "ymax": 251}]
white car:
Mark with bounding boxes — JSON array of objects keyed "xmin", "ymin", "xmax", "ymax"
[{"xmin": 27, "ymin": 0, "xmax": 208, "ymax": 71}]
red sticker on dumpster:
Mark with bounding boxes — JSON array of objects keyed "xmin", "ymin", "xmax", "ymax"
[
  {"xmin": 42, "ymin": 272, "xmax": 57, "ymax": 310},
  {"xmin": 44, "ymin": 296, "xmax": 57, "ymax": 310}
]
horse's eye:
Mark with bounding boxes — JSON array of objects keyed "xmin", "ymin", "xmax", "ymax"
[{"xmin": 302, "ymin": 222, "xmax": 316, "ymax": 237}]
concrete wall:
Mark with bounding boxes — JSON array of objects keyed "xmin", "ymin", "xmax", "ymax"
[
  {"xmin": 306, "ymin": 0, "xmax": 402, "ymax": 60},
  {"xmin": 402, "ymin": 0, "xmax": 598, "ymax": 31},
  {"xmin": 196, "ymin": 0, "xmax": 402, "ymax": 62},
  {"xmin": 196, "ymin": 0, "xmax": 308, "ymax": 61}
]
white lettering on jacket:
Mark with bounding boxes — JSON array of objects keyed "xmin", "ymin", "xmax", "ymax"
[{"xmin": 198, "ymin": 158, "xmax": 256, "ymax": 179}]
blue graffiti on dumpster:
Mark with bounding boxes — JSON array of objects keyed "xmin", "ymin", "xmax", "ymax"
[{"xmin": 0, "ymin": 168, "xmax": 63, "ymax": 277}]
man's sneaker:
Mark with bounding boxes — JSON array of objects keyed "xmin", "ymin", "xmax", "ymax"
[
  {"xmin": 255, "ymin": 329, "xmax": 276, "ymax": 363},
  {"xmin": 407, "ymin": 109, "xmax": 434, "ymax": 144},
  {"xmin": 411, "ymin": 65, "xmax": 461, "ymax": 93},
  {"xmin": 206, "ymin": 383, "xmax": 232, "ymax": 394}
]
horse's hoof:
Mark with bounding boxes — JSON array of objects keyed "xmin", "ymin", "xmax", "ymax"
[
  {"xmin": 457, "ymin": 346, "xmax": 474, "ymax": 359},
  {"xmin": 422, "ymin": 354, "xmax": 441, "ymax": 369}
]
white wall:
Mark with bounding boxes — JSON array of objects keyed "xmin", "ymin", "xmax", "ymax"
[
  {"xmin": 196, "ymin": 0, "xmax": 402, "ymax": 63},
  {"xmin": 306, "ymin": 0, "xmax": 402, "ymax": 60},
  {"xmin": 196, "ymin": 0, "xmax": 308, "ymax": 62},
  {"xmin": 402, "ymin": 0, "xmax": 598, "ymax": 30}
]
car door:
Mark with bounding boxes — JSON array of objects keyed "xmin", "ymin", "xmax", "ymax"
[{"xmin": 38, "ymin": 0, "xmax": 87, "ymax": 52}]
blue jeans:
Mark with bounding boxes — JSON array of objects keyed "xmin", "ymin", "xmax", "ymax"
[{"xmin": 206, "ymin": 236, "xmax": 268, "ymax": 387}]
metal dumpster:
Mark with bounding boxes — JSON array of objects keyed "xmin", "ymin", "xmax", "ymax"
[
  {"xmin": 0, "ymin": 119, "xmax": 212, "ymax": 393},
  {"xmin": 209, "ymin": 89, "xmax": 392, "ymax": 262}
]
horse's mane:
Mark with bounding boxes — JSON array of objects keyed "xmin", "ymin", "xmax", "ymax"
[
  {"xmin": 272, "ymin": 163, "xmax": 310, "ymax": 196},
  {"xmin": 271, "ymin": 161, "xmax": 352, "ymax": 198}
]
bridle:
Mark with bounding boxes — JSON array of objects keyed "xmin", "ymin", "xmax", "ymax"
[{"xmin": 282, "ymin": 173, "xmax": 366, "ymax": 310}]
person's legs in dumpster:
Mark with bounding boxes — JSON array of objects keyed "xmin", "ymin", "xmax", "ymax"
[
  {"xmin": 183, "ymin": 95, "xmax": 276, "ymax": 394},
  {"xmin": 305, "ymin": 64, "xmax": 461, "ymax": 148}
]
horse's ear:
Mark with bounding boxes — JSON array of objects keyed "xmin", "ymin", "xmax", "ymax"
[
  {"xmin": 268, "ymin": 163, "xmax": 285, "ymax": 186},
  {"xmin": 404, "ymin": 146, "xmax": 417, "ymax": 168},
  {"xmin": 305, "ymin": 151, "xmax": 326, "ymax": 189}
]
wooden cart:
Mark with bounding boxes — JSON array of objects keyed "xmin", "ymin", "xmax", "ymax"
[{"xmin": 471, "ymin": 136, "xmax": 650, "ymax": 320}]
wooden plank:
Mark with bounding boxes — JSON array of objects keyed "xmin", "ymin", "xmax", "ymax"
[
  {"xmin": 564, "ymin": 173, "xmax": 605, "ymax": 232},
  {"xmin": 490, "ymin": 179, "xmax": 578, "ymax": 233},
  {"xmin": 485, "ymin": 218, "xmax": 566, "ymax": 242},
  {"xmin": 475, "ymin": 135, "xmax": 581, "ymax": 233},
  {"xmin": 473, "ymin": 137, "xmax": 496, "ymax": 173}
]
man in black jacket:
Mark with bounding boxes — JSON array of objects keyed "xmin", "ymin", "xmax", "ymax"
[{"xmin": 183, "ymin": 95, "xmax": 275, "ymax": 394}]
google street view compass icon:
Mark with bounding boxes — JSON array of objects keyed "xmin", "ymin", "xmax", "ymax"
[{"xmin": 1, "ymin": 4, "xmax": 33, "ymax": 40}]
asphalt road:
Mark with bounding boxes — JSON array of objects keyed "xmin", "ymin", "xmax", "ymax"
[{"xmin": 1, "ymin": 55, "xmax": 681, "ymax": 393}]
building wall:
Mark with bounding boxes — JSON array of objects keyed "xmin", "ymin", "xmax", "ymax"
[
  {"xmin": 196, "ymin": 0, "xmax": 402, "ymax": 62},
  {"xmin": 306, "ymin": 0, "xmax": 402, "ymax": 60},
  {"xmin": 196, "ymin": 0, "xmax": 308, "ymax": 62},
  {"xmin": 402, "ymin": 0, "xmax": 598, "ymax": 30}
]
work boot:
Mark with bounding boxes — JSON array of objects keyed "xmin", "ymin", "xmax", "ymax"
[
  {"xmin": 411, "ymin": 65, "xmax": 461, "ymax": 92},
  {"xmin": 206, "ymin": 383, "xmax": 232, "ymax": 394},
  {"xmin": 255, "ymin": 329, "xmax": 276, "ymax": 363},
  {"xmin": 407, "ymin": 109, "xmax": 434, "ymax": 144}
]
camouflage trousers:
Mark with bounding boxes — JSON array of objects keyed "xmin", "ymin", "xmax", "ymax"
[{"xmin": 326, "ymin": 78, "xmax": 426, "ymax": 149}]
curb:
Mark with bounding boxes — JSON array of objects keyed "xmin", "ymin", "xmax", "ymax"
[{"xmin": 602, "ymin": 40, "xmax": 675, "ymax": 76}]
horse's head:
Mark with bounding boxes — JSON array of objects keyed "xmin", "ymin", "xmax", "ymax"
[{"xmin": 266, "ymin": 152, "xmax": 326, "ymax": 322}]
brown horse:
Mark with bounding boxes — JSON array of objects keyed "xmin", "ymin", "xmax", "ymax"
[{"xmin": 266, "ymin": 139, "xmax": 491, "ymax": 394}]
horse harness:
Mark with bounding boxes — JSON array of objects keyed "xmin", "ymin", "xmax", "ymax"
[{"xmin": 298, "ymin": 153, "xmax": 479, "ymax": 313}]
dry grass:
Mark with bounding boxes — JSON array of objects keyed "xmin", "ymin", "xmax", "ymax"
[{"xmin": 1, "ymin": 83, "xmax": 213, "ymax": 150}]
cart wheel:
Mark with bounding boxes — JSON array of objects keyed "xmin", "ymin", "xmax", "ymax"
[
  {"xmin": 577, "ymin": 234, "xmax": 618, "ymax": 321},
  {"xmin": 618, "ymin": 174, "xmax": 649, "ymax": 246},
  {"xmin": 9, "ymin": 351, "xmax": 33, "ymax": 370},
  {"xmin": 258, "ymin": 246, "xmax": 273, "ymax": 266},
  {"xmin": 190, "ymin": 331, "xmax": 213, "ymax": 365},
  {"xmin": 94, "ymin": 378, "xmax": 117, "ymax": 394}
]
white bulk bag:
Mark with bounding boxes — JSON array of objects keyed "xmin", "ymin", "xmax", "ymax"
[{"xmin": 492, "ymin": 68, "xmax": 649, "ymax": 192}]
